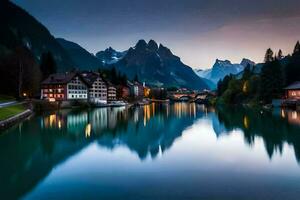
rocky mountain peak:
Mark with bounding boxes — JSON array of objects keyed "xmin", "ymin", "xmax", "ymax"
[
  {"xmin": 135, "ymin": 39, "xmax": 147, "ymax": 50},
  {"xmin": 148, "ymin": 39, "xmax": 158, "ymax": 51},
  {"xmin": 240, "ymin": 58, "xmax": 255, "ymax": 67}
]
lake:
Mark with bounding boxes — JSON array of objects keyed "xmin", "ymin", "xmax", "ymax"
[{"xmin": 1, "ymin": 103, "xmax": 300, "ymax": 200}]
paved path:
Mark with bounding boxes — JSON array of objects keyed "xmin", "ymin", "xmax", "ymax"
[{"xmin": 0, "ymin": 101, "xmax": 18, "ymax": 108}]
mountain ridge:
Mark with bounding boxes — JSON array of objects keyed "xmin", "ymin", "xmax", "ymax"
[
  {"xmin": 195, "ymin": 58, "xmax": 255, "ymax": 85},
  {"xmin": 56, "ymin": 38, "xmax": 103, "ymax": 70},
  {"xmin": 0, "ymin": 1, "xmax": 74, "ymax": 71},
  {"xmin": 107, "ymin": 39, "xmax": 208, "ymax": 90}
]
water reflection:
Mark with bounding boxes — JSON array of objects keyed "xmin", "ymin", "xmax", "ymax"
[
  {"xmin": 216, "ymin": 106, "xmax": 300, "ymax": 161},
  {"xmin": 1, "ymin": 103, "xmax": 300, "ymax": 199}
]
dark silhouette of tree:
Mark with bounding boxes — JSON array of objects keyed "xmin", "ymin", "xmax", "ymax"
[
  {"xmin": 242, "ymin": 64, "xmax": 252, "ymax": 80},
  {"xmin": 40, "ymin": 52, "xmax": 57, "ymax": 80},
  {"xmin": 134, "ymin": 74, "xmax": 139, "ymax": 82},
  {"xmin": 217, "ymin": 75, "xmax": 233, "ymax": 97},
  {"xmin": 260, "ymin": 59, "xmax": 284, "ymax": 103},
  {"xmin": 293, "ymin": 41, "xmax": 300, "ymax": 56},
  {"xmin": 264, "ymin": 48, "xmax": 274, "ymax": 63},
  {"xmin": 0, "ymin": 47, "xmax": 41, "ymax": 97},
  {"xmin": 277, "ymin": 49, "xmax": 283, "ymax": 60}
]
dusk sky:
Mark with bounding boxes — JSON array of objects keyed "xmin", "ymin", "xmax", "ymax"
[{"xmin": 14, "ymin": 0, "xmax": 300, "ymax": 68}]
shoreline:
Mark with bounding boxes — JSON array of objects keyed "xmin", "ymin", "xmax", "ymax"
[{"xmin": 0, "ymin": 109, "xmax": 33, "ymax": 131}]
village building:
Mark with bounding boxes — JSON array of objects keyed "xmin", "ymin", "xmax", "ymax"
[
  {"xmin": 41, "ymin": 72, "xmax": 89, "ymax": 101},
  {"xmin": 81, "ymin": 72, "xmax": 107, "ymax": 104},
  {"xmin": 284, "ymin": 82, "xmax": 300, "ymax": 99},
  {"xmin": 117, "ymin": 85, "xmax": 130, "ymax": 99},
  {"xmin": 107, "ymin": 82, "xmax": 117, "ymax": 102},
  {"xmin": 127, "ymin": 81, "xmax": 144, "ymax": 98}
]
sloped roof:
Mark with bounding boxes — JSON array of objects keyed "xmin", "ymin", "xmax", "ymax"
[
  {"xmin": 284, "ymin": 82, "xmax": 300, "ymax": 90},
  {"xmin": 81, "ymin": 72, "xmax": 102, "ymax": 85},
  {"xmin": 42, "ymin": 72, "xmax": 89, "ymax": 86}
]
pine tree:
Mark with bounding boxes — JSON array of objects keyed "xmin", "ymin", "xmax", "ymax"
[
  {"xmin": 40, "ymin": 52, "xmax": 57, "ymax": 80},
  {"xmin": 277, "ymin": 49, "xmax": 283, "ymax": 60},
  {"xmin": 264, "ymin": 48, "xmax": 274, "ymax": 63},
  {"xmin": 260, "ymin": 60, "xmax": 284, "ymax": 102},
  {"xmin": 285, "ymin": 44, "xmax": 300, "ymax": 85},
  {"xmin": 242, "ymin": 64, "xmax": 252, "ymax": 80},
  {"xmin": 134, "ymin": 74, "xmax": 139, "ymax": 82},
  {"xmin": 293, "ymin": 41, "xmax": 300, "ymax": 56}
]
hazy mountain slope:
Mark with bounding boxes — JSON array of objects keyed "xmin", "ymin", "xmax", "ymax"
[
  {"xmin": 109, "ymin": 40, "xmax": 208, "ymax": 90},
  {"xmin": 0, "ymin": 1, "xmax": 74, "ymax": 71},
  {"xmin": 96, "ymin": 47, "xmax": 127, "ymax": 65},
  {"xmin": 196, "ymin": 58, "xmax": 255, "ymax": 84},
  {"xmin": 57, "ymin": 38, "xmax": 103, "ymax": 70}
]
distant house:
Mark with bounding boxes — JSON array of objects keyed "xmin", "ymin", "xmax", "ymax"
[
  {"xmin": 81, "ymin": 72, "xmax": 107, "ymax": 104},
  {"xmin": 117, "ymin": 85, "xmax": 130, "ymax": 99},
  {"xmin": 284, "ymin": 82, "xmax": 300, "ymax": 99},
  {"xmin": 41, "ymin": 72, "xmax": 89, "ymax": 101},
  {"xmin": 107, "ymin": 82, "xmax": 117, "ymax": 102},
  {"xmin": 127, "ymin": 81, "xmax": 144, "ymax": 98}
]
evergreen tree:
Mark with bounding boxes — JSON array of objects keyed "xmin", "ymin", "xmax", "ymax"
[
  {"xmin": 110, "ymin": 67, "xmax": 117, "ymax": 84},
  {"xmin": 134, "ymin": 74, "xmax": 139, "ymax": 82},
  {"xmin": 242, "ymin": 64, "xmax": 252, "ymax": 80},
  {"xmin": 277, "ymin": 49, "xmax": 283, "ymax": 60},
  {"xmin": 260, "ymin": 60, "xmax": 284, "ymax": 102},
  {"xmin": 293, "ymin": 41, "xmax": 300, "ymax": 56},
  {"xmin": 264, "ymin": 48, "xmax": 274, "ymax": 63},
  {"xmin": 40, "ymin": 52, "xmax": 57, "ymax": 80},
  {"xmin": 283, "ymin": 41, "xmax": 300, "ymax": 85},
  {"xmin": 217, "ymin": 75, "xmax": 233, "ymax": 97}
]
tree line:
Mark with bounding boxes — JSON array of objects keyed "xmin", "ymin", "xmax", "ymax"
[{"xmin": 217, "ymin": 41, "xmax": 300, "ymax": 104}]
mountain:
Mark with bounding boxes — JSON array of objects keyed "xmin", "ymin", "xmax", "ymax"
[
  {"xmin": 0, "ymin": 1, "xmax": 74, "ymax": 71},
  {"xmin": 57, "ymin": 38, "xmax": 103, "ymax": 70},
  {"xmin": 95, "ymin": 47, "xmax": 127, "ymax": 65},
  {"xmin": 195, "ymin": 59, "xmax": 255, "ymax": 84},
  {"xmin": 109, "ymin": 39, "xmax": 208, "ymax": 90}
]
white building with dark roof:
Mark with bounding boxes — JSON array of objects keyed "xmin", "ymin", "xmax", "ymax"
[
  {"xmin": 81, "ymin": 72, "xmax": 107, "ymax": 104},
  {"xmin": 41, "ymin": 72, "xmax": 89, "ymax": 101}
]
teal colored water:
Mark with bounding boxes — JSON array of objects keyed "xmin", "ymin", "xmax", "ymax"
[{"xmin": 1, "ymin": 103, "xmax": 300, "ymax": 200}]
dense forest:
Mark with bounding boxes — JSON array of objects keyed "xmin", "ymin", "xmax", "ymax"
[{"xmin": 217, "ymin": 41, "xmax": 300, "ymax": 105}]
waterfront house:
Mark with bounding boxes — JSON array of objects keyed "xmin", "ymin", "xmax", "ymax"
[
  {"xmin": 107, "ymin": 82, "xmax": 117, "ymax": 102},
  {"xmin": 284, "ymin": 82, "xmax": 300, "ymax": 99},
  {"xmin": 41, "ymin": 72, "xmax": 89, "ymax": 101},
  {"xmin": 81, "ymin": 72, "xmax": 107, "ymax": 104},
  {"xmin": 127, "ymin": 80, "xmax": 144, "ymax": 98},
  {"xmin": 117, "ymin": 85, "xmax": 130, "ymax": 99}
]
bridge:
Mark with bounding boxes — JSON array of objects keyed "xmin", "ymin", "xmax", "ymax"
[{"xmin": 169, "ymin": 91, "xmax": 215, "ymax": 103}]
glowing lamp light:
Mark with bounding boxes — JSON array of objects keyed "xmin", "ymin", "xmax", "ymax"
[
  {"xmin": 243, "ymin": 116, "xmax": 250, "ymax": 129},
  {"xmin": 49, "ymin": 98, "xmax": 56, "ymax": 102},
  {"xmin": 23, "ymin": 92, "xmax": 27, "ymax": 97},
  {"xmin": 243, "ymin": 81, "xmax": 249, "ymax": 94},
  {"xmin": 85, "ymin": 124, "xmax": 91, "ymax": 138}
]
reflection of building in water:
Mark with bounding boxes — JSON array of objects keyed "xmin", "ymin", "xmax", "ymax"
[
  {"xmin": 107, "ymin": 107, "xmax": 125, "ymax": 129},
  {"xmin": 89, "ymin": 108, "xmax": 108, "ymax": 133},
  {"xmin": 173, "ymin": 103, "xmax": 197, "ymax": 118},
  {"xmin": 144, "ymin": 105, "xmax": 151, "ymax": 126},
  {"xmin": 243, "ymin": 115, "xmax": 250, "ymax": 129},
  {"xmin": 67, "ymin": 112, "xmax": 89, "ymax": 134},
  {"xmin": 281, "ymin": 109, "xmax": 300, "ymax": 126},
  {"xmin": 85, "ymin": 123, "xmax": 91, "ymax": 138},
  {"xmin": 42, "ymin": 114, "xmax": 65, "ymax": 130}
]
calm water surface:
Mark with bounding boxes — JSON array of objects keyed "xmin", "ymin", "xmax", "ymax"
[{"xmin": 1, "ymin": 103, "xmax": 300, "ymax": 200}]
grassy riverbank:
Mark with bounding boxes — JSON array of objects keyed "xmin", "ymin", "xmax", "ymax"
[
  {"xmin": 0, "ymin": 95, "xmax": 15, "ymax": 103},
  {"xmin": 0, "ymin": 104, "xmax": 26, "ymax": 121}
]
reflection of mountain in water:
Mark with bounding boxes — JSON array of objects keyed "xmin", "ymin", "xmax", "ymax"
[
  {"xmin": 0, "ymin": 103, "xmax": 205, "ymax": 199},
  {"xmin": 215, "ymin": 106, "xmax": 300, "ymax": 162},
  {"xmin": 2, "ymin": 104, "xmax": 300, "ymax": 199},
  {"xmin": 97, "ymin": 104, "xmax": 205, "ymax": 160}
]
